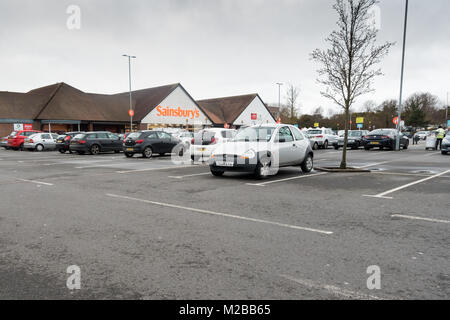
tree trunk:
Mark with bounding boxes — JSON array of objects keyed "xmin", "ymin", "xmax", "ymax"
[{"xmin": 340, "ymin": 105, "xmax": 350, "ymax": 169}]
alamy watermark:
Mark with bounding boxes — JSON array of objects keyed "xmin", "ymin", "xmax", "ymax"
[
  {"xmin": 66, "ymin": 5, "xmax": 81, "ymax": 30},
  {"xmin": 366, "ymin": 265, "xmax": 381, "ymax": 290},
  {"xmin": 66, "ymin": 265, "xmax": 81, "ymax": 290}
]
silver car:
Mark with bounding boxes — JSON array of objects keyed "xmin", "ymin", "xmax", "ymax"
[
  {"xmin": 24, "ymin": 133, "xmax": 59, "ymax": 151},
  {"xmin": 0, "ymin": 136, "xmax": 9, "ymax": 149}
]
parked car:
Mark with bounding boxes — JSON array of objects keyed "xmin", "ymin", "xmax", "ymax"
[
  {"xmin": 441, "ymin": 133, "xmax": 449, "ymax": 155},
  {"xmin": 209, "ymin": 124, "xmax": 314, "ymax": 178},
  {"xmin": 303, "ymin": 133, "xmax": 319, "ymax": 150},
  {"xmin": 402, "ymin": 131, "xmax": 413, "ymax": 139},
  {"xmin": 174, "ymin": 131, "xmax": 194, "ymax": 148},
  {"xmin": 0, "ymin": 136, "xmax": 9, "ymax": 149},
  {"xmin": 56, "ymin": 132, "xmax": 84, "ymax": 153},
  {"xmin": 70, "ymin": 132, "xmax": 123, "ymax": 155},
  {"xmin": 190, "ymin": 128, "xmax": 236, "ymax": 162},
  {"xmin": 23, "ymin": 133, "xmax": 59, "ymax": 151},
  {"xmin": 414, "ymin": 131, "xmax": 430, "ymax": 140},
  {"xmin": 123, "ymin": 130, "xmax": 184, "ymax": 158},
  {"xmin": 362, "ymin": 129, "xmax": 409, "ymax": 150},
  {"xmin": 306, "ymin": 128, "xmax": 338, "ymax": 149},
  {"xmin": 7, "ymin": 130, "xmax": 42, "ymax": 150},
  {"xmin": 333, "ymin": 130, "xmax": 369, "ymax": 150}
]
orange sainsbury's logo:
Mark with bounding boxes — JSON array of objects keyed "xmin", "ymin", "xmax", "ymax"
[{"xmin": 156, "ymin": 106, "xmax": 200, "ymax": 120}]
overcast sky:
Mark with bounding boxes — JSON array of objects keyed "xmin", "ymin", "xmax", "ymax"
[{"xmin": 1, "ymin": 0, "xmax": 449, "ymax": 115}]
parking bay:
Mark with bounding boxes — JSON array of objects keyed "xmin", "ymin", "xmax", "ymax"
[{"xmin": 0, "ymin": 146, "xmax": 449, "ymax": 299}]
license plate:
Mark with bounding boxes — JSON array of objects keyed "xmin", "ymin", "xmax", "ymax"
[
  {"xmin": 198, "ymin": 148, "xmax": 207, "ymax": 152},
  {"xmin": 370, "ymin": 142, "xmax": 380, "ymax": 145},
  {"xmin": 57, "ymin": 140, "xmax": 63, "ymax": 143},
  {"xmin": 127, "ymin": 148, "xmax": 134, "ymax": 152},
  {"xmin": 216, "ymin": 161, "xmax": 234, "ymax": 167}
]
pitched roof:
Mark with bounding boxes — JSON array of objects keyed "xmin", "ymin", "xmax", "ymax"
[
  {"xmin": 267, "ymin": 106, "xmax": 280, "ymax": 119},
  {"xmin": 113, "ymin": 83, "xmax": 179, "ymax": 121},
  {"xmin": 0, "ymin": 91, "xmax": 51, "ymax": 120},
  {"xmin": 196, "ymin": 94, "xmax": 258, "ymax": 125}
]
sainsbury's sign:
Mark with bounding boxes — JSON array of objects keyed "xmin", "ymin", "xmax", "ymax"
[{"xmin": 156, "ymin": 105, "xmax": 200, "ymax": 120}]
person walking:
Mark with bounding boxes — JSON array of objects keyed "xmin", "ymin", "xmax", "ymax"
[
  {"xmin": 436, "ymin": 126, "xmax": 445, "ymax": 150},
  {"xmin": 413, "ymin": 132, "xmax": 420, "ymax": 145}
]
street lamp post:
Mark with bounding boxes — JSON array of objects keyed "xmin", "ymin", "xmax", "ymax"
[
  {"xmin": 276, "ymin": 82, "xmax": 283, "ymax": 113},
  {"xmin": 123, "ymin": 54, "xmax": 136, "ymax": 132},
  {"xmin": 395, "ymin": 0, "xmax": 409, "ymax": 151}
]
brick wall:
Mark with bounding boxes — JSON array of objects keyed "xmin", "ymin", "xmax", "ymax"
[{"xmin": 0, "ymin": 123, "xmax": 13, "ymax": 137}]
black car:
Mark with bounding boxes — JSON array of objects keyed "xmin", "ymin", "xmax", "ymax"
[
  {"xmin": 334, "ymin": 130, "xmax": 369, "ymax": 150},
  {"xmin": 70, "ymin": 131, "xmax": 122, "ymax": 155},
  {"xmin": 123, "ymin": 130, "xmax": 183, "ymax": 158},
  {"xmin": 56, "ymin": 132, "xmax": 84, "ymax": 153},
  {"xmin": 362, "ymin": 129, "xmax": 409, "ymax": 150}
]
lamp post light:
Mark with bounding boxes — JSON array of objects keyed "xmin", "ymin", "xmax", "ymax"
[
  {"xmin": 123, "ymin": 54, "xmax": 136, "ymax": 132},
  {"xmin": 395, "ymin": 0, "xmax": 409, "ymax": 151}
]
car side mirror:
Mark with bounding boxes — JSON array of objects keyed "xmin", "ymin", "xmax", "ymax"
[{"xmin": 278, "ymin": 138, "xmax": 286, "ymax": 143}]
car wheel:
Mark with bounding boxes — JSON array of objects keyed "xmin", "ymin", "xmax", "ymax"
[
  {"xmin": 210, "ymin": 169, "xmax": 224, "ymax": 177},
  {"xmin": 301, "ymin": 154, "xmax": 314, "ymax": 173},
  {"xmin": 143, "ymin": 147, "xmax": 153, "ymax": 158},
  {"xmin": 19, "ymin": 143, "xmax": 24, "ymax": 151},
  {"xmin": 90, "ymin": 144, "xmax": 100, "ymax": 155},
  {"xmin": 442, "ymin": 151, "xmax": 448, "ymax": 155},
  {"xmin": 114, "ymin": 150, "xmax": 121, "ymax": 154},
  {"xmin": 403, "ymin": 141, "xmax": 409, "ymax": 150},
  {"xmin": 313, "ymin": 143, "xmax": 319, "ymax": 150},
  {"xmin": 59, "ymin": 149, "xmax": 66, "ymax": 154},
  {"xmin": 364, "ymin": 147, "xmax": 371, "ymax": 151},
  {"xmin": 379, "ymin": 146, "xmax": 384, "ymax": 150},
  {"xmin": 125, "ymin": 153, "xmax": 134, "ymax": 158},
  {"xmin": 254, "ymin": 157, "xmax": 271, "ymax": 179},
  {"xmin": 35, "ymin": 144, "xmax": 44, "ymax": 152},
  {"xmin": 323, "ymin": 140, "xmax": 329, "ymax": 149}
]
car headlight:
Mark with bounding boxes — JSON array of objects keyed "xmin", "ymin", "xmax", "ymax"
[{"xmin": 240, "ymin": 149, "xmax": 256, "ymax": 159}]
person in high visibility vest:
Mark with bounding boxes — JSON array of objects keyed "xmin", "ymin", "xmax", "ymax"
[{"xmin": 436, "ymin": 126, "xmax": 445, "ymax": 150}]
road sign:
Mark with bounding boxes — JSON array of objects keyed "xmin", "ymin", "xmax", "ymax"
[
  {"xmin": 447, "ymin": 120, "xmax": 450, "ymax": 128},
  {"xmin": 393, "ymin": 116, "xmax": 399, "ymax": 125},
  {"xmin": 13, "ymin": 124, "xmax": 23, "ymax": 131},
  {"xmin": 357, "ymin": 123, "xmax": 363, "ymax": 129},
  {"xmin": 128, "ymin": 109, "xmax": 135, "ymax": 117},
  {"xmin": 276, "ymin": 117, "xmax": 282, "ymax": 124},
  {"xmin": 314, "ymin": 123, "xmax": 320, "ymax": 128},
  {"xmin": 356, "ymin": 117, "xmax": 364, "ymax": 124}
]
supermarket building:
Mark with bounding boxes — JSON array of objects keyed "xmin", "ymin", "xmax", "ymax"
[{"xmin": 0, "ymin": 82, "xmax": 276, "ymax": 136}]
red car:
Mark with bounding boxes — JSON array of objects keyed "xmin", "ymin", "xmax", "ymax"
[{"xmin": 7, "ymin": 130, "xmax": 42, "ymax": 150}]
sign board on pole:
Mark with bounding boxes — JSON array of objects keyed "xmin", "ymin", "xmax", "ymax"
[
  {"xmin": 447, "ymin": 120, "xmax": 450, "ymax": 128},
  {"xmin": 357, "ymin": 123, "xmax": 363, "ymax": 129},
  {"xmin": 393, "ymin": 116, "xmax": 399, "ymax": 125},
  {"xmin": 24, "ymin": 124, "xmax": 33, "ymax": 130},
  {"xmin": 314, "ymin": 123, "xmax": 320, "ymax": 128},
  {"xmin": 356, "ymin": 117, "xmax": 364, "ymax": 124},
  {"xmin": 128, "ymin": 109, "xmax": 135, "ymax": 117},
  {"xmin": 13, "ymin": 124, "xmax": 23, "ymax": 131}
]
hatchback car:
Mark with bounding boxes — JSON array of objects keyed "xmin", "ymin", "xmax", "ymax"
[
  {"xmin": 362, "ymin": 129, "xmax": 409, "ymax": 150},
  {"xmin": 123, "ymin": 131, "xmax": 183, "ymax": 158},
  {"xmin": 56, "ymin": 132, "xmax": 84, "ymax": 153},
  {"xmin": 70, "ymin": 132, "xmax": 123, "ymax": 155},
  {"xmin": 24, "ymin": 133, "xmax": 59, "ymax": 151},
  {"xmin": 7, "ymin": 130, "xmax": 42, "ymax": 150},
  {"xmin": 0, "ymin": 136, "xmax": 9, "ymax": 149},
  {"xmin": 190, "ymin": 128, "xmax": 236, "ymax": 162},
  {"xmin": 306, "ymin": 128, "xmax": 338, "ymax": 149},
  {"xmin": 334, "ymin": 130, "xmax": 369, "ymax": 150},
  {"xmin": 209, "ymin": 124, "xmax": 314, "ymax": 178}
]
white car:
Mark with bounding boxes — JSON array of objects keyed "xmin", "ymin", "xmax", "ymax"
[
  {"xmin": 209, "ymin": 124, "xmax": 314, "ymax": 178},
  {"xmin": 175, "ymin": 131, "xmax": 194, "ymax": 148},
  {"xmin": 306, "ymin": 128, "xmax": 338, "ymax": 149},
  {"xmin": 414, "ymin": 131, "xmax": 430, "ymax": 140},
  {"xmin": 190, "ymin": 128, "xmax": 236, "ymax": 161},
  {"xmin": 23, "ymin": 133, "xmax": 59, "ymax": 151}
]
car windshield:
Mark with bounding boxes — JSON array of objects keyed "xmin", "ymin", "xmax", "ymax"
[
  {"xmin": 307, "ymin": 130, "xmax": 322, "ymax": 135},
  {"xmin": 127, "ymin": 132, "xmax": 141, "ymax": 139},
  {"xmin": 349, "ymin": 131, "xmax": 363, "ymax": 137},
  {"xmin": 10, "ymin": 131, "xmax": 18, "ymax": 137},
  {"xmin": 233, "ymin": 127, "xmax": 275, "ymax": 142}
]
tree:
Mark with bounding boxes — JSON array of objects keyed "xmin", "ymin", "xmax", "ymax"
[
  {"xmin": 311, "ymin": 0, "xmax": 394, "ymax": 169},
  {"xmin": 285, "ymin": 84, "xmax": 300, "ymax": 121}
]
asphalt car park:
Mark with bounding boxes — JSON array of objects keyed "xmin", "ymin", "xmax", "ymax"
[{"xmin": 0, "ymin": 144, "xmax": 448, "ymax": 299}]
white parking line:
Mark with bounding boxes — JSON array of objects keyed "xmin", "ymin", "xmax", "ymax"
[
  {"xmin": 17, "ymin": 178, "xmax": 54, "ymax": 186},
  {"xmin": 106, "ymin": 193, "xmax": 333, "ymax": 235},
  {"xmin": 280, "ymin": 274, "xmax": 388, "ymax": 300},
  {"xmin": 246, "ymin": 172, "xmax": 328, "ymax": 187},
  {"xmin": 117, "ymin": 164, "xmax": 204, "ymax": 174},
  {"xmin": 363, "ymin": 169, "xmax": 450, "ymax": 199},
  {"xmin": 391, "ymin": 214, "xmax": 450, "ymax": 224},
  {"xmin": 169, "ymin": 172, "xmax": 211, "ymax": 179}
]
